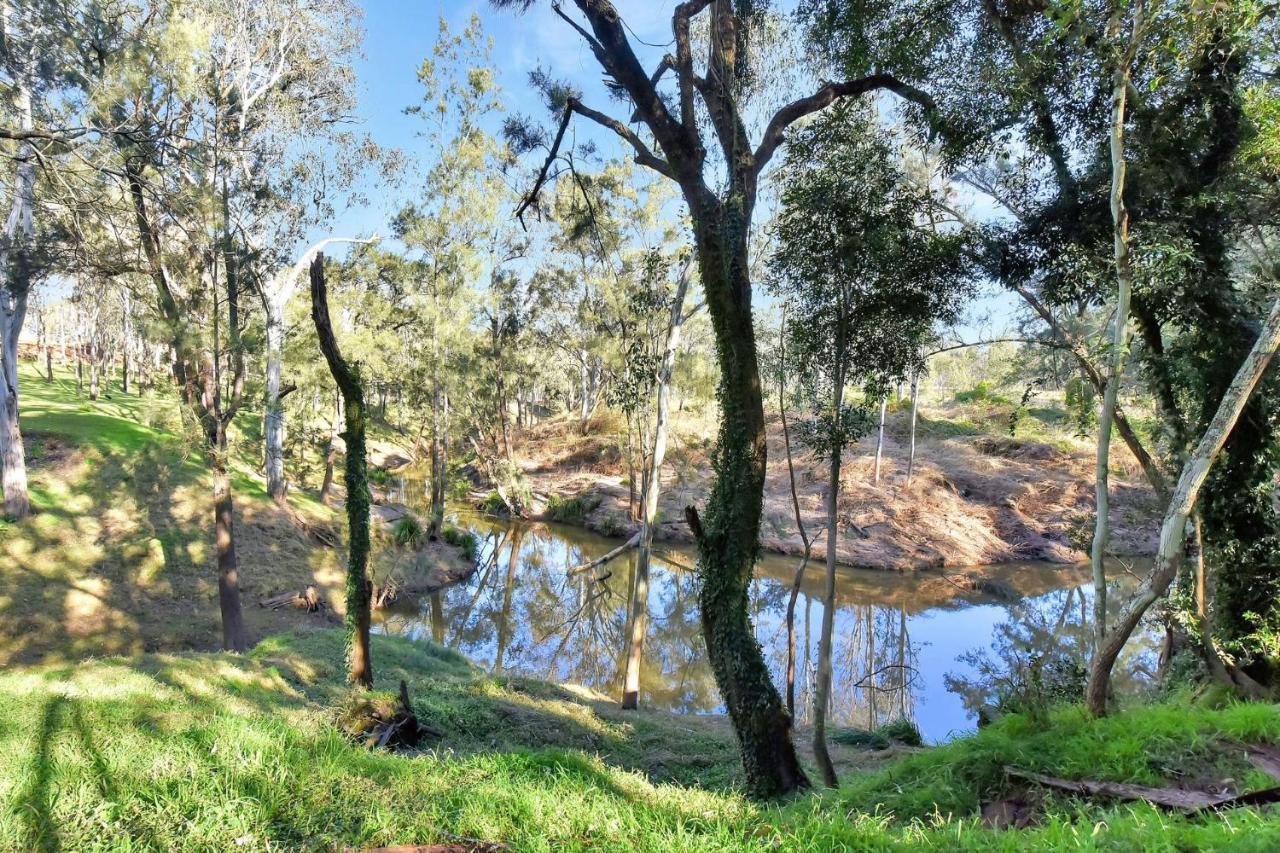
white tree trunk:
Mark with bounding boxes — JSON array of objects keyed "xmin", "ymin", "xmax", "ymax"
[
  {"xmin": 262, "ymin": 236, "xmax": 375, "ymax": 501},
  {"xmin": 264, "ymin": 306, "xmax": 287, "ymax": 499},
  {"xmin": 0, "ymin": 43, "xmax": 35, "ymax": 520},
  {"xmin": 906, "ymin": 363, "xmax": 920, "ymax": 485},
  {"xmin": 620, "ymin": 262, "xmax": 692, "ymax": 709},
  {"xmin": 1086, "ymin": 295, "xmax": 1280, "ymax": 714},
  {"xmin": 1091, "ymin": 0, "xmax": 1144, "ymax": 655},
  {"xmin": 873, "ymin": 393, "xmax": 888, "ymax": 484}
]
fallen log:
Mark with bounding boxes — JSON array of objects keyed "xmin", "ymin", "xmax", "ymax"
[
  {"xmin": 1005, "ymin": 766, "xmax": 1280, "ymax": 813},
  {"xmin": 260, "ymin": 586, "xmax": 325, "ymax": 613},
  {"xmin": 567, "ymin": 532, "xmax": 640, "ymax": 576}
]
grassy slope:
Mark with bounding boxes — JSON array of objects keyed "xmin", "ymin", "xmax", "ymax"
[
  {"xmin": 5, "ymin": 364, "xmax": 1280, "ymax": 850},
  {"xmin": 0, "ymin": 364, "xmax": 347, "ymax": 664},
  {"xmin": 3, "ymin": 628, "xmax": 1280, "ymax": 851}
]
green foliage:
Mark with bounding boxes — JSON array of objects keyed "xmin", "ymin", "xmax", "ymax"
[
  {"xmin": 953, "ymin": 382, "xmax": 1008, "ymax": 405},
  {"xmin": 368, "ymin": 467, "xmax": 391, "ymax": 487},
  {"xmin": 831, "ymin": 718, "xmax": 923, "ymax": 749},
  {"xmin": 479, "ymin": 491, "xmax": 507, "ymax": 515},
  {"xmin": 391, "ymin": 515, "xmax": 424, "ymax": 549},
  {"xmin": 440, "ymin": 525, "xmax": 478, "ymax": 560},
  {"xmin": 1064, "ymin": 375, "xmax": 1098, "ymax": 438},
  {"xmin": 545, "ymin": 493, "xmax": 600, "ymax": 523}
]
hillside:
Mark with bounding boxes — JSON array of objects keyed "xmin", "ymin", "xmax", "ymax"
[
  {"xmin": 500, "ymin": 394, "xmax": 1161, "ymax": 569},
  {"xmin": 0, "ymin": 366, "xmax": 469, "ymax": 667}
]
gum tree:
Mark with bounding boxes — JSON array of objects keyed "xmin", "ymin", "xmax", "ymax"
[
  {"xmin": 491, "ymin": 0, "xmax": 936, "ymax": 796},
  {"xmin": 769, "ymin": 102, "xmax": 971, "ymax": 784}
]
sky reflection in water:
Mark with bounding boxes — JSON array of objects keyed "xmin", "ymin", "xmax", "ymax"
[{"xmin": 375, "ymin": 511, "xmax": 1156, "ymax": 743}]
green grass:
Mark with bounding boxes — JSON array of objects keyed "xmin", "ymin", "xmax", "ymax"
[
  {"xmin": 0, "ymin": 363, "xmax": 342, "ymax": 665},
  {"xmin": 2, "ymin": 628, "xmax": 1280, "ymax": 850}
]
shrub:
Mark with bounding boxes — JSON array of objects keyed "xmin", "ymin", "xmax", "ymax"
[
  {"xmin": 391, "ymin": 515, "xmax": 424, "ymax": 549},
  {"xmin": 368, "ymin": 467, "xmax": 391, "ymax": 487},
  {"xmin": 546, "ymin": 493, "xmax": 600, "ymax": 523},
  {"xmin": 441, "ymin": 525, "xmax": 478, "ymax": 560},
  {"xmin": 953, "ymin": 382, "xmax": 1008, "ymax": 405}
]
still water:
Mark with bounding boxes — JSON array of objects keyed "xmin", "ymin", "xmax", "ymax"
[{"xmin": 374, "ymin": 508, "xmax": 1158, "ymax": 743}]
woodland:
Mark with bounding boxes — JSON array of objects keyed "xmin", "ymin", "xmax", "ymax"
[{"xmin": 4, "ymin": 0, "xmax": 1280, "ymax": 850}]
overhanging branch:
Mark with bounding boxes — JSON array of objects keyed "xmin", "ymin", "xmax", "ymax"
[{"xmin": 754, "ymin": 74, "xmax": 938, "ymax": 176}]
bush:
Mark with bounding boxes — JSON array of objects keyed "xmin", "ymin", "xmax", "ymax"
[
  {"xmin": 368, "ymin": 467, "xmax": 391, "ymax": 487},
  {"xmin": 546, "ymin": 493, "xmax": 600, "ymax": 523},
  {"xmin": 876, "ymin": 717, "xmax": 923, "ymax": 747},
  {"xmin": 441, "ymin": 525, "xmax": 478, "ymax": 560},
  {"xmin": 479, "ymin": 491, "xmax": 507, "ymax": 515},
  {"xmin": 954, "ymin": 382, "xmax": 1009, "ymax": 405},
  {"xmin": 391, "ymin": 516, "xmax": 423, "ymax": 549}
]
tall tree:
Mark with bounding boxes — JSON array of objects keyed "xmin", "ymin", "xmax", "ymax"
[
  {"xmin": 769, "ymin": 102, "xmax": 971, "ymax": 785},
  {"xmin": 493, "ymin": 0, "xmax": 937, "ymax": 798},
  {"xmin": 310, "ymin": 254, "xmax": 373, "ymax": 689},
  {"xmin": 0, "ymin": 0, "xmax": 39, "ymax": 519}
]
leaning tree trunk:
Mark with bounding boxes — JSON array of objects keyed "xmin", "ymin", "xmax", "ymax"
[
  {"xmin": 686, "ymin": 217, "xmax": 809, "ymax": 798},
  {"xmin": 621, "ymin": 260, "xmax": 691, "ymax": 710},
  {"xmin": 1086, "ymin": 295, "xmax": 1280, "ymax": 714},
  {"xmin": 310, "ymin": 255, "xmax": 373, "ymax": 689}
]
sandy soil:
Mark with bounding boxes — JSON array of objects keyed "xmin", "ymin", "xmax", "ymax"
[{"xmin": 496, "ymin": 411, "xmax": 1159, "ymax": 570}]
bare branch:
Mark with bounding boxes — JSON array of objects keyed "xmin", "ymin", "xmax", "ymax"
[{"xmin": 754, "ymin": 74, "xmax": 938, "ymax": 176}]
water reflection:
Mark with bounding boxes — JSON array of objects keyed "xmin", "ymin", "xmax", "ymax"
[{"xmin": 374, "ymin": 511, "xmax": 1157, "ymax": 743}]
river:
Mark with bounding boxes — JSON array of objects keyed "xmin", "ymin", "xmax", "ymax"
[{"xmin": 373, "ymin": 505, "xmax": 1159, "ymax": 743}]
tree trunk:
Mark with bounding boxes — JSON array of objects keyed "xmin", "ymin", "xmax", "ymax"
[
  {"xmin": 0, "ymin": 49, "xmax": 34, "ymax": 520},
  {"xmin": 779, "ymin": 312, "xmax": 816, "ymax": 719},
  {"xmin": 428, "ymin": 369, "xmax": 447, "ymax": 540},
  {"xmin": 310, "ymin": 256, "xmax": 373, "ymax": 689},
  {"xmin": 1091, "ymin": 13, "xmax": 1142, "ymax": 656},
  {"xmin": 906, "ymin": 364, "xmax": 920, "ymax": 485},
  {"xmin": 873, "ymin": 393, "xmax": 888, "ymax": 484},
  {"xmin": 320, "ymin": 391, "xmax": 343, "ymax": 503},
  {"xmin": 813, "ymin": 366, "xmax": 845, "ymax": 788},
  {"xmin": 621, "ymin": 260, "xmax": 691, "ymax": 710},
  {"xmin": 1086, "ymin": 295, "xmax": 1280, "ymax": 714},
  {"xmin": 212, "ymin": 432, "xmax": 247, "ymax": 653},
  {"xmin": 264, "ymin": 305, "xmax": 288, "ymax": 502},
  {"xmin": 686, "ymin": 217, "xmax": 809, "ymax": 798}
]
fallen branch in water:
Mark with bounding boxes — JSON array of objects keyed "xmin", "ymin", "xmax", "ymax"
[{"xmin": 567, "ymin": 533, "xmax": 640, "ymax": 576}]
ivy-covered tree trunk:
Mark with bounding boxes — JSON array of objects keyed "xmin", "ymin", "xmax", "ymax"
[
  {"xmin": 686, "ymin": 209, "xmax": 809, "ymax": 798},
  {"xmin": 310, "ymin": 255, "xmax": 373, "ymax": 689}
]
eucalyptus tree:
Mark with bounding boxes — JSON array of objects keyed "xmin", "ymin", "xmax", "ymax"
[
  {"xmin": 491, "ymin": 0, "xmax": 947, "ymax": 796},
  {"xmin": 0, "ymin": 0, "xmax": 47, "ymax": 519},
  {"xmin": 769, "ymin": 102, "xmax": 972, "ymax": 785},
  {"xmin": 398, "ymin": 14, "xmax": 505, "ymax": 537}
]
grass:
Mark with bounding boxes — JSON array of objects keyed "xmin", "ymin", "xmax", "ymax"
[
  {"xmin": 2, "ymin": 628, "xmax": 1280, "ymax": 850},
  {"xmin": 0, "ymin": 363, "xmax": 344, "ymax": 665}
]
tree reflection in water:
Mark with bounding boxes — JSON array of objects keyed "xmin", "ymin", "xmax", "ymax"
[{"xmin": 374, "ymin": 511, "xmax": 1157, "ymax": 742}]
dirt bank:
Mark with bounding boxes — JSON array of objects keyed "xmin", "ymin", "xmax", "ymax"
[{"xmin": 488, "ymin": 411, "xmax": 1159, "ymax": 570}]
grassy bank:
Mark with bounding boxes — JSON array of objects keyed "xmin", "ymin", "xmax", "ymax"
[{"xmin": 2, "ymin": 627, "xmax": 1280, "ymax": 851}]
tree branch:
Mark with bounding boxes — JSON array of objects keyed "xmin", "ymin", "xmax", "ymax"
[{"xmin": 754, "ymin": 74, "xmax": 937, "ymax": 176}]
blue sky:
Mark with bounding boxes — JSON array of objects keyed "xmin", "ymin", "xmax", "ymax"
[
  {"xmin": 329, "ymin": 1, "xmax": 1019, "ymax": 336},
  {"xmin": 331, "ymin": 0, "xmax": 677, "ymax": 239}
]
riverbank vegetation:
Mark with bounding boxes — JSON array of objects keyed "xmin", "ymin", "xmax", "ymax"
[{"xmin": 4, "ymin": 0, "xmax": 1280, "ymax": 847}]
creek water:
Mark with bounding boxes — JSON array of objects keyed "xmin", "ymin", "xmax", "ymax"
[{"xmin": 373, "ymin": 496, "xmax": 1159, "ymax": 743}]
